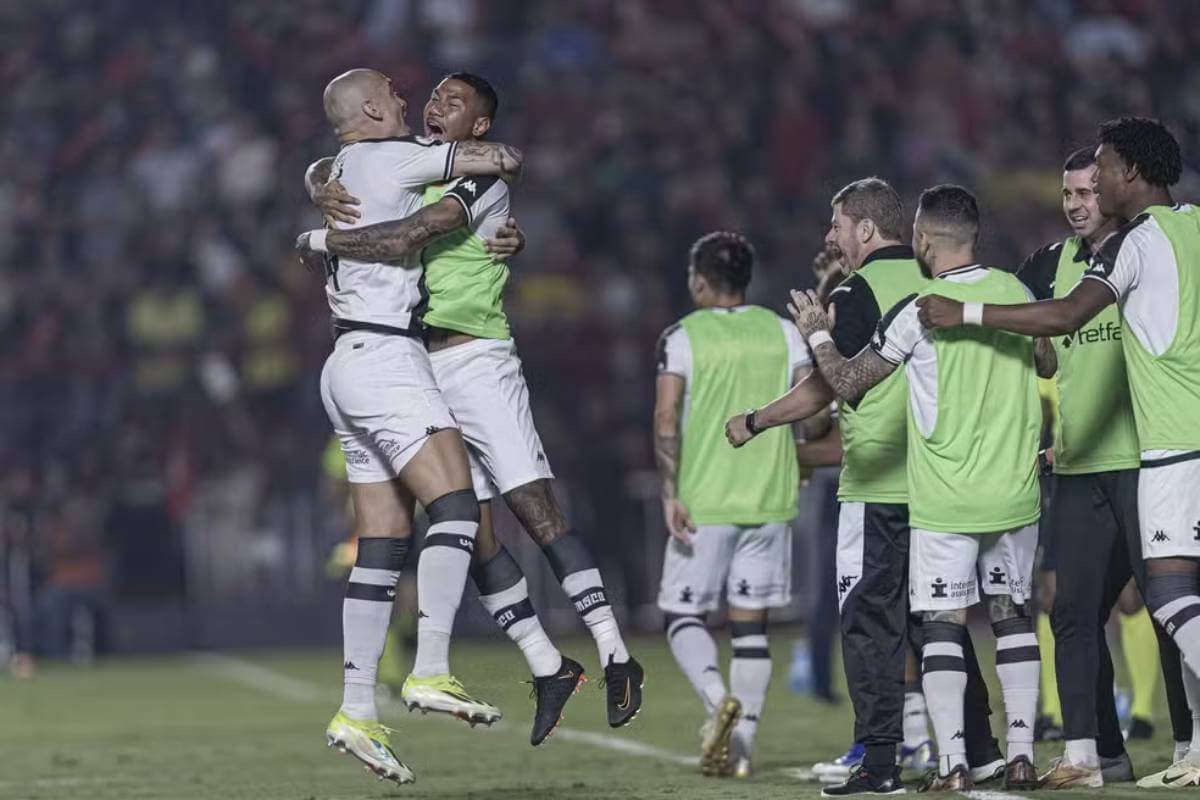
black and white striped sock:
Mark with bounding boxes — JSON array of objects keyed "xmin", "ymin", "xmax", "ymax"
[
  {"xmin": 473, "ymin": 546, "xmax": 562, "ymax": 677},
  {"xmin": 413, "ymin": 490, "xmax": 478, "ymax": 678},
  {"xmin": 921, "ymin": 621, "xmax": 968, "ymax": 776},
  {"xmin": 993, "ymin": 615, "xmax": 1039, "ymax": 762},
  {"xmin": 542, "ymin": 531, "xmax": 629, "ymax": 665},
  {"xmin": 730, "ymin": 621, "xmax": 771, "ymax": 758},
  {"xmin": 341, "ymin": 536, "xmax": 409, "ymax": 720}
]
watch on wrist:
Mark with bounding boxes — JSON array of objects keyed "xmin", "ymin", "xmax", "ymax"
[{"xmin": 745, "ymin": 410, "xmax": 762, "ymax": 436}]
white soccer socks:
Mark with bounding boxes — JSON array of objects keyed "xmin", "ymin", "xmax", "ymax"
[
  {"xmin": 921, "ymin": 621, "xmax": 969, "ymax": 775},
  {"xmin": 730, "ymin": 621, "xmax": 772, "ymax": 758},
  {"xmin": 473, "ymin": 546, "xmax": 562, "ymax": 677},
  {"xmin": 542, "ymin": 531, "xmax": 630, "ymax": 665},
  {"xmin": 412, "ymin": 490, "xmax": 478, "ymax": 678},
  {"xmin": 341, "ymin": 536, "xmax": 410, "ymax": 720},
  {"xmin": 992, "ymin": 616, "xmax": 1040, "ymax": 763},
  {"xmin": 665, "ymin": 614, "xmax": 726, "ymax": 713}
]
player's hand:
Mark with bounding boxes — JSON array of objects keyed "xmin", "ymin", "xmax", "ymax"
[
  {"xmin": 313, "ymin": 177, "xmax": 360, "ymax": 226},
  {"xmin": 484, "ymin": 216, "xmax": 525, "ymax": 261},
  {"xmin": 662, "ymin": 497, "xmax": 697, "ymax": 545},
  {"xmin": 725, "ymin": 413, "xmax": 754, "ymax": 448},
  {"xmin": 294, "ymin": 231, "xmax": 326, "ymax": 274},
  {"xmin": 916, "ymin": 295, "xmax": 964, "ymax": 329},
  {"xmin": 787, "ymin": 289, "xmax": 830, "ymax": 338}
]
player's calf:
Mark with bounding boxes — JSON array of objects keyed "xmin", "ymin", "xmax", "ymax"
[
  {"xmin": 989, "ymin": 601, "xmax": 1039, "ymax": 783},
  {"xmin": 919, "ymin": 615, "xmax": 970, "ymax": 780},
  {"xmin": 341, "ymin": 536, "xmax": 410, "ymax": 721}
]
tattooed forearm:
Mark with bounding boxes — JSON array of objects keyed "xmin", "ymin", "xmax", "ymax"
[
  {"xmin": 654, "ymin": 431, "xmax": 682, "ymax": 500},
  {"xmin": 452, "ymin": 140, "xmax": 524, "ymax": 182},
  {"xmin": 810, "ymin": 341, "xmax": 897, "ymax": 403},
  {"xmin": 326, "ymin": 199, "xmax": 465, "ymax": 261},
  {"xmin": 987, "ymin": 593, "xmax": 1029, "ymax": 623},
  {"xmin": 1034, "ymin": 336, "xmax": 1058, "ymax": 379},
  {"xmin": 503, "ymin": 479, "xmax": 568, "ymax": 546},
  {"xmin": 304, "ymin": 157, "xmax": 335, "ymax": 198}
]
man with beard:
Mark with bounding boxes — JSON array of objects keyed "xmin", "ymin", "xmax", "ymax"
[
  {"xmin": 301, "ymin": 72, "xmax": 643, "ymax": 741},
  {"xmin": 727, "ymin": 179, "xmax": 1006, "ymax": 795}
]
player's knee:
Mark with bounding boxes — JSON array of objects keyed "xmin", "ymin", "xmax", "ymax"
[
  {"xmin": 730, "ymin": 618, "xmax": 767, "ymax": 638},
  {"xmin": 991, "ymin": 614, "xmax": 1034, "ymax": 639},
  {"xmin": 426, "ymin": 488, "xmax": 480, "ymax": 526},
  {"xmin": 471, "ymin": 544, "xmax": 524, "ymax": 595},
  {"xmin": 986, "ymin": 593, "xmax": 1028, "ymax": 625},
  {"xmin": 1144, "ymin": 571, "xmax": 1199, "ymax": 619},
  {"xmin": 664, "ymin": 613, "xmax": 706, "ymax": 636},
  {"xmin": 505, "ymin": 481, "xmax": 568, "ymax": 545}
]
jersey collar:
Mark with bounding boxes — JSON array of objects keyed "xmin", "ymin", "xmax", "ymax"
[
  {"xmin": 860, "ymin": 244, "xmax": 914, "ymax": 268},
  {"xmin": 936, "ymin": 263, "xmax": 986, "ymax": 280}
]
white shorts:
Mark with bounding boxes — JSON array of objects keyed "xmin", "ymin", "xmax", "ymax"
[
  {"xmin": 320, "ymin": 332, "xmax": 456, "ymax": 484},
  {"xmin": 430, "ymin": 338, "xmax": 553, "ymax": 501},
  {"xmin": 657, "ymin": 521, "xmax": 793, "ymax": 616},
  {"xmin": 1140, "ymin": 456, "xmax": 1200, "ymax": 559},
  {"xmin": 909, "ymin": 524, "xmax": 1038, "ymax": 612}
]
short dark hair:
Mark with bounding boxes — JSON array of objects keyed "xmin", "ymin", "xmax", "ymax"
[
  {"xmin": 916, "ymin": 184, "xmax": 979, "ymax": 244},
  {"xmin": 1063, "ymin": 146, "xmax": 1096, "ymax": 172},
  {"xmin": 690, "ymin": 231, "xmax": 754, "ymax": 294},
  {"xmin": 831, "ymin": 177, "xmax": 905, "ymax": 241},
  {"xmin": 444, "ymin": 72, "xmax": 499, "ymax": 120},
  {"xmin": 1097, "ymin": 116, "xmax": 1181, "ymax": 188}
]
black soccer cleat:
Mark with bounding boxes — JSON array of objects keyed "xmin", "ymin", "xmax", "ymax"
[
  {"xmin": 821, "ymin": 764, "xmax": 906, "ymax": 796},
  {"xmin": 529, "ymin": 655, "xmax": 586, "ymax": 746},
  {"xmin": 603, "ymin": 653, "xmax": 644, "ymax": 728}
]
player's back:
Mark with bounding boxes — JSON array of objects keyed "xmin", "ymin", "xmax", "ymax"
[
  {"xmin": 325, "ymin": 137, "xmax": 458, "ymax": 332},
  {"xmin": 421, "ymin": 176, "xmax": 512, "ymax": 340},
  {"xmin": 671, "ymin": 306, "xmax": 801, "ymax": 525},
  {"xmin": 908, "ymin": 267, "xmax": 1041, "ymax": 533}
]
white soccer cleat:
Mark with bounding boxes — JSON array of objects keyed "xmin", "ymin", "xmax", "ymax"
[
  {"xmin": 813, "ymin": 742, "xmax": 865, "ymax": 783},
  {"xmin": 325, "ymin": 711, "xmax": 415, "ymax": 785},
  {"xmin": 1137, "ymin": 754, "xmax": 1200, "ymax": 789},
  {"xmin": 400, "ymin": 673, "xmax": 502, "ymax": 726}
]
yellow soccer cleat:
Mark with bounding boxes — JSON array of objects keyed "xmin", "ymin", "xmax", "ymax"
[
  {"xmin": 699, "ymin": 695, "xmax": 741, "ymax": 777},
  {"xmin": 400, "ymin": 674, "xmax": 502, "ymax": 727},
  {"xmin": 325, "ymin": 711, "xmax": 415, "ymax": 785}
]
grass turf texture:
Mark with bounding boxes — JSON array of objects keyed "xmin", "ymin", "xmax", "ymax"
[{"xmin": 0, "ymin": 630, "xmax": 1180, "ymax": 799}]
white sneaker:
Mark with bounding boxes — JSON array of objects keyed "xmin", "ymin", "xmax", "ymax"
[
  {"xmin": 1137, "ymin": 754, "xmax": 1200, "ymax": 789},
  {"xmin": 970, "ymin": 757, "xmax": 1006, "ymax": 784}
]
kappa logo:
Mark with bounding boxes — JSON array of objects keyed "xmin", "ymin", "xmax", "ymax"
[
  {"xmin": 931, "ymin": 577, "xmax": 949, "ymax": 599},
  {"xmin": 1010, "ymin": 719, "xmax": 1029, "ymax": 729},
  {"xmin": 736, "ymin": 579, "xmax": 751, "ymax": 597},
  {"xmin": 460, "ymin": 179, "xmax": 477, "ymax": 196},
  {"xmin": 1153, "ymin": 530, "xmax": 1169, "ymax": 543},
  {"xmin": 1193, "ymin": 520, "xmax": 1200, "ymax": 542},
  {"xmin": 344, "ymin": 661, "xmax": 358, "ymax": 671},
  {"xmin": 951, "ymin": 730, "xmax": 964, "ymax": 740},
  {"xmin": 838, "ymin": 574, "xmax": 857, "ymax": 595},
  {"xmin": 425, "ymin": 425, "xmax": 441, "ymax": 436},
  {"xmin": 989, "ymin": 567, "xmax": 1006, "ymax": 586}
]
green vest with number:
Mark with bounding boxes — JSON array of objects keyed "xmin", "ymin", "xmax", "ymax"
[
  {"xmin": 677, "ymin": 307, "xmax": 799, "ymax": 525},
  {"xmin": 907, "ymin": 269, "xmax": 1042, "ymax": 533},
  {"xmin": 1050, "ymin": 237, "xmax": 1140, "ymax": 473},
  {"xmin": 1122, "ymin": 206, "xmax": 1200, "ymax": 451},
  {"xmin": 837, "ymin": 258, "xmax": 929, "ymax": 503}
]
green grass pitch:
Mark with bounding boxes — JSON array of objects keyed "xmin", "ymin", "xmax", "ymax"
[{"xmin": 0, "ymin": 630, "xmax": 1179, "ymax": 798}]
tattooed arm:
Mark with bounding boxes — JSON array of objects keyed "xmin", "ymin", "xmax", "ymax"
[
  {"xmin": 450, "ymin": 140, "xmax": 524, "ymax": 184},
  {"xmin": 304, "ymin": 157, "xmax": 335, "ymax": 197},
  {"xmin": 787, "ymin": 289, "xmax": 899, "ymax": 403},
  {"xmin": 296, "ymin": 197, "xmax": 465, "ymax": 263},
  {"xmin": 1034, "ymin": 336, "xmax": 1058, "ymax": 379},
  {"xmin": 654, "ymin": 373, "xmax": 696, "ymax": 544}
]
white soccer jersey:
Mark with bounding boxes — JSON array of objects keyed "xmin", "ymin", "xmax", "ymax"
[{"xmin": 323, "ymin": 136, "xmax": 459, "ymax": 332}]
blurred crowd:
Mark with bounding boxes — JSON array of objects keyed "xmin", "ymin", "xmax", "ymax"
[{"xmin": 2, "ymin": 0, "xmax": 1198, "ymax": 656}]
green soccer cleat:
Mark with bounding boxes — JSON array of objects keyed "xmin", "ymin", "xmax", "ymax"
[
  {"xmin": 325, "ymin": 711, "xmax": 415, "ymax": 785},
  {"xmin": 400, "ymin": 674, "xmax": 502, "ymax": 727}
]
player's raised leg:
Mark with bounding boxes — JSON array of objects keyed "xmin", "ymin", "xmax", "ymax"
[
  {"xmin": 470, "ymin": 499, "xmax": 584, "ymax": 744},
  {"xmin": 505, "ymin": 479, "xmax": 644, "ymax": 727},
  {"xmin": 392, "ymin": 429, "xmax": 501, "ymax": 726}
]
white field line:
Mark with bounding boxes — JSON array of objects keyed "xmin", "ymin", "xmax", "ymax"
[{"xmin": 196, "ymin": 653, "xmax": 696, "ymax": 765}]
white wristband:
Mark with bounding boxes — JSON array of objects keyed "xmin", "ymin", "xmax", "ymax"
[
  {"xmin": 308, "ymin": 229, "xmax": 328, "ymax": 254},
  {"xmin": 807, "ymin": 330, "xmax": 834, "ymax": 349},
  {"xmin": 963, "ymin": 302, "xmax": 984, "ymax": 326}
]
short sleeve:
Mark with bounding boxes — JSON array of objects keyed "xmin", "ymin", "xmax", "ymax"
[
  {"xmin": 1017, "ymin": 242, "xmax": 1060, "ymax": 301},
  {"xmin": 828, "ymin": 273, "xmax": 882, "ymax": 358},
  {"xmin": 870, "ymin": 294, "xmax": 924, "ymax": 365},
  {"xmin": 443, "ymin": 175, "xmax": 505, "ymax": 227},
  {"xmin": 778, "ymin": 317, "xmax": 812, "ymax": 379},
  {"xmin": 389, "ymin": 138, "xmax": 458, "ymax": 188},
  {"xmin": 656, "ymin": 324, "xmax": 692, "ymax": 382},
  {"xmin": 1084, "ymin": 216, "xmax": 1151, "ymax": 301}
]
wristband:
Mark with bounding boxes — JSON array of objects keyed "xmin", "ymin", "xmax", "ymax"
[
  {"xmin": 745, "ymin": 410, "xmax": 762, "ymax": 437},
  {"xmin": 807, "ymin": 329, "xmax": 833, "ymax": 349},
  {"xmin": 963, "ymin": 301, "xmax": 984, "ymax": 326},
  {"xmin": 308, "ymin": 229, "xmax": 329, "ymax": 254}
]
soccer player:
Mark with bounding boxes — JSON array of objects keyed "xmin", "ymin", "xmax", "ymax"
[
  {"xmin": 727, "ymin": 179, "xmax": 1004, "ymax": 795},
  {"xmin": 918, "ymin": 116, "xmax": 1200, "ymax": 789},
  {"xmin": 301, "ymin": 72, "xmax": 643, "ymax": 734},
  {"xmin": 654, "ymin": 231, "xmax": 809, "ymax": 778},
  {"xmin": 791, "ymin": 185, "xmax": 1053, "ymax": 791},
  {"xmin": 1016, "ymin": 146, "xmax": 1190, "ymax": 788},
  {"xmin": 297, "ymin": 68, "xmax": 525, "ymax": 783}
]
